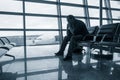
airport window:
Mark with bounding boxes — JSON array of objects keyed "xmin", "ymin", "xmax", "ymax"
[
  {"xmin": 89, "ymin": 8, "xmax": 99, "ymax": 18},
  {"xmin": 110, "ymin": 0, "xmax": 120, "ymax": 8},
  {"xmin": 26, "ymin": 31, "xmax": 59, "ymax": 45},
  {"xmin": 61, "ymin": 6, "xmax": 84, "ymax": 16},
  {"xmin": 0, "ymin": 15, "xmax": 23, "ymax": 29},
  {"xmin": 0, "ymin": 0, "xmax": 22, "ymax": 12},
  {"xmin": 112, "ymin": 10, "xmax": 120, "ymax": 19},
  {"xmin": 87, "ymin": 0, "xmax": 99, "ymax": 6},
  {"xmin": 26, "ymin": 16, "xmax": 58, "ymax": 29},
  {"xmin": 0, "ymin": 31, "xmax": 24, "ymax": 46},
  {"xmin": 25, "ymin": 2, "xmax": 57, "ymax": 15}
]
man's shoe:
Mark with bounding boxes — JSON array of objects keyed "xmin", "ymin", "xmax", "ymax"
[
  {"xmin": 55, "ymin": 52, "xmax": 63, "ymax": 56},
  {"xmin": 63, "ymin": 56, "xmax": 72, "ymax": 61}
]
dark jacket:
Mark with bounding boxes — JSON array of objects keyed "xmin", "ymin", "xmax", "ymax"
[{"xmin": 67, "ymin": 19, "xmax": 89, "ymax": 36}]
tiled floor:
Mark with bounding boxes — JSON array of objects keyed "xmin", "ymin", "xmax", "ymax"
[{"xmin": 0, "ymin": 45, "xmax": 120, "ymax": 80}]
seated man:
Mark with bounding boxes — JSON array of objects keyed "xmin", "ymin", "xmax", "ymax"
[{"xmin": 55, "ymin": 15, "xmax": 89, "ymax": 61}]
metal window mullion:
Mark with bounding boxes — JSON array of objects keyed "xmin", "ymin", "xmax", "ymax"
[
  {"xmin": 107, "ymin": 0, "xmax": 113, "ymax": 23},
  {"xmin": 22, "ymin": 0, "xmax": 27, "ymax": 80},
  {"xmin": 104, "ymin": 0, "xmax": 110, "ymax": 24},
  {"xmin": 100, "ymin": 0, "xmax": 103, "ymax": 26},
  {"xmin": 57, "ymin": 0, "xmax": 63, "ymax": 45},
  {"xmin": 83, "ymin": 0, "xmax": 90, "ymax": 28},
  {"xmin": 56, "ymin": 1, "xmax": 63, "ymax": 80},
  {"xmin": 104, "ymin": 0, "xmax": 113, "ymax": 24}
]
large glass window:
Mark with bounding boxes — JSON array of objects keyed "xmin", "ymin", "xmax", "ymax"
[
  {"xmin": 0, "ymin": 31, "xmax": 24, "ymax": 46},
  {"xmin": 25, "ymin": 2, "xmax": 57, "ymax": 15},
  {"xmin": 89, "ymin": 8, "xmax": 107, "ymax": 18},
  {"xmin": 26, "ymin": 31, "xmax": 59, "ymax": 45},
  {"xmin": 89, "ymin": 8, "xmax": 99, "ymax": 18},
  {"xmin": 61, "ymin": 6, "xmax": 84, "ymax": 16},
  {"xmin": 26, "ymin": 16, "xmax": 58, "ymax": 29},
  {"xmin": 110, "ymin": 0, "xmax": 120, "ymax": 9},
  {"xmin": 0, "ymin": 0, "xmax": 22, "ymax": 12},
  {"xmin": 0, "ymin": 31, "xmax": 25, "ymax": 79},
  {"xmin": 0, "ymin": 15, "xmax": 23, "ymax": 29},
  {"xmin": 112, "ymin": 10, "xmax": 120, "ymax": 19},
  {"xmin": 110, "ymin": 0, "xmax": 120, "ymax": 23},
  {"xmin": 90, "ymin": 19, "xmax": 108, "ymax": 26},
  {"xmin": 88, "ymin": 0, "xmax": 99, "ymax": 6},
  {"xmin": 113, "ymin": 20, "xmax": 120, "ymax": 23}
]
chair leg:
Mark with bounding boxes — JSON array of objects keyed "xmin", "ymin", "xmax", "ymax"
[
  {"xmin": 5, "ymin": 54, "xmax": 15, "ymax": 60},
  {"xmin": 0, "ymin": 66, "xmax": 3, "ymax": 74}
]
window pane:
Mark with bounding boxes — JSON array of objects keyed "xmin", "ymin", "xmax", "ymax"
[
  {"xmin": 103, "ymin": 10, "xmax": 107, "ymax": 18},
  {"xmin": 90, "ymin": 20, "xmax": 108, "ymax": 26},
  {"xmin": 89, "ymin": 8, "xmax": 99, "ymax": 17},
  {"xmin": 61, "ymin": 6, "xmax": 84, "ymax": 16},
  {"xmin": 113, "ymin": 20, "xmax": 120, "ymax": 23},
  {"xmin": 88, "ymin": 0, "xmax": 99, "ymax": 6},
  {"xmin": 25, "ymin": 2, "xmax": 57, "ymax": 14},
  {"xmin": 0, "ymin": 0, "xmax": 22, "ymax": 12},
  {"xmin": 0, "ymin": 15, "xmax": 23, "ymax": 29},
  {"xmin": 26, "ymin": 17, "xmax": 58, "ymax": 29},
  {"xmin": 102, "ymin": 20, "xmax": 108, "ymax": 25},
  {"xmin": 110, "ymin": 1, "xmax": 120, "ymax": 8},
  {"xmin": 61, "ymin": 18, "xmax": 67, "ymax": 29},
  {"xmin": 63, "ymin": 31, "xmax": 67, "ymax": 37},
  {"xmin": 60, "ymin": 0, "xmax": 83, "ymax": 4},
  {"xmin": 90, "ymin": 20, "xmax": 99, "ymax": 26},
  {"xmin": 112, "ymin": 10, "xmax": 120, "ymax": 19},
  {"xmin": 89, "ymin": 9, "xmax": 107, "ymax": 18},
  {"xmin": 0, "ymin": 31, "xmax": 25, "ymax": 80},
  {"xmin": 0, "ymin": 31, "xmax": 24, "ymax": 46}
]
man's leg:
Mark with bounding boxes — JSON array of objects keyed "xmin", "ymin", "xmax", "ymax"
[
  {"xmin": 55, "ymin": 36, "xmax": 70, "ymax": 56},
  {"xmin": 64, "ymin": 35, "xmax": 83, "ymax": 60}
]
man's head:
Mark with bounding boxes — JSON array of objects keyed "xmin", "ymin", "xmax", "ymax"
[{"xmin": 67, "ymin": 15, "xmax": 75, "ymax": 23}]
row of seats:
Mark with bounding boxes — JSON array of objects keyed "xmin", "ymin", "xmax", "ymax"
[
  {"xmin": 79, "ymin": 23, "xmax": 120, "ymax": 61},
  {"xmin": 0, "ymin": 37, "xmax": 16, "ymax": 59}
]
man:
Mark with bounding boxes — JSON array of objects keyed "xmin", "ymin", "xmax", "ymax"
[{"xmin": 55, "ymin": 15, "xmax": 89, "ymax": 61}]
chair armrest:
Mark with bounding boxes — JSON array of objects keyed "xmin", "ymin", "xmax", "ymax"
[
  {"xmin": 0, "ymin": 48, "xmax": 8, "ymax": 57},
  {"xmin": 100, "ymin": 34, "xmax": 118, "ymax": 42},
  {"xmin": 0, "ymin": 46, "xmax": 9, "ymax": 50},
  {"xmin": 10, "ymin": 42, "xmax": 16, "ymax": 46},
  {"xmin": 82, "ymin": 34, "xmax": 97, "ymax": 41}
]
